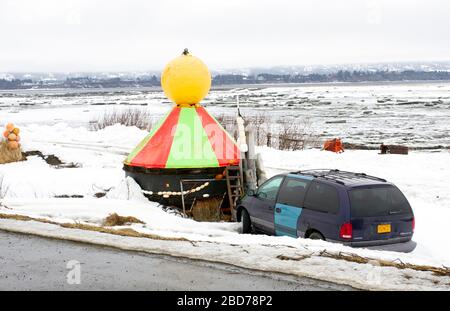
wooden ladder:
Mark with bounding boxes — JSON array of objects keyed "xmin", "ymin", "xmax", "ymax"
[{"xmin": 225, "ymin": 165, "xmax": 244, "ymax": 211}]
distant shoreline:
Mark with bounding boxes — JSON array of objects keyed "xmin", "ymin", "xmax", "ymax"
[
  {"xmin": 211, "ymin": 79, "xmax": 450, "ymax": 90},
  {"xmin": 1, "ymin": 79, "xmax": 450, "ymax": 95}
]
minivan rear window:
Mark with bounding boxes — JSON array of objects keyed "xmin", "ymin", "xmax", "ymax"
[{"xmin": 349, "ymin": 186, "xmax": 412, "ymax": 218}]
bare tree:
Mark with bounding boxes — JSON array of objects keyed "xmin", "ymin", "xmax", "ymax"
[{"xmin": 213, "ymin": 112, "xmax": 319, "ymax": 151}]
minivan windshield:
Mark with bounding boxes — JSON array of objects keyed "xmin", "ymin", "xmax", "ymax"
[{"xmin": 349, "ymin": 185, "xmax": 412, "ymax": 218}]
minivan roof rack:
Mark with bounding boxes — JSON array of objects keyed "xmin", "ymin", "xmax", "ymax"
[{"xmin": 292, "ymin": 169, "xmax": 387, "ymax": 185}]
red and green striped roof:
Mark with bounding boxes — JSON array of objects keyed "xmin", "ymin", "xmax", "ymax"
[{"xmin": 125, "ymin": 106, "xmax": 240, "ymax": 168}]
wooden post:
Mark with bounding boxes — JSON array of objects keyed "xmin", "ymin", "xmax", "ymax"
[
  {"xmin": 180, "ymin": 180, "xmax": 186, "ymax": 217},
  {"xmin": 267, "ymin": 133, "xmax": 272, "ymax": 148},
  {"xmin": 245, "ymin": 126, "xmax": 257, "ymax": 191}
]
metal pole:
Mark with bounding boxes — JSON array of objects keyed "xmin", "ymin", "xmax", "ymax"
[{"xmin": 180, "ymin": 180, "xmax": 186, "ymax": 217}]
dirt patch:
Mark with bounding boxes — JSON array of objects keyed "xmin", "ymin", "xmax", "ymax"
[
  {"xmin": 276, "ymin": 254, "xmax": 311, "ymax": 261},
  {"xmin": 59, "ymin": 223, "xmax": 168, "ymax": 240},
  {"xmin": 102, "ymin": 213, "xmax": 144, "ymax": 227},
  {"xmin": 54, "ymin": 195, "xmax": 84, "ymax": 198},
  {"xmin": 21, "ymin": 150, "xmax": 79, "ymax": 168}
]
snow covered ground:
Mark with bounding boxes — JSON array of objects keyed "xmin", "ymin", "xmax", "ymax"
[
  {"xmin": 0, "ymin": 84, "xmax": 450, "ymax": 290},
  {"xmin": 0, "ymin": 124, "xmax": 449, "ymax": 289}
]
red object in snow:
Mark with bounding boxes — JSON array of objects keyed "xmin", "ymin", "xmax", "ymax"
[{"xmin": 323, "ymin": 138, "xmax": 344, "ymax": 153}]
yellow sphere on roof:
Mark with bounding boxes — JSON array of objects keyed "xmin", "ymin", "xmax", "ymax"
[{"xmin": 161, "ymin": 49, "xmax": 211, "ymax": 106}]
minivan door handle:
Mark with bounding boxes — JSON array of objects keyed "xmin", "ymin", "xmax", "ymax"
[{"xmin": 275, "ymin": 207, "xmax": 281, "ymax": 213}]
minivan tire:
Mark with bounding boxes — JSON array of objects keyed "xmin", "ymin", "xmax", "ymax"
[
  {"xmin": 308, "ymin": 231, "xmax": 325, "ymax": 240},
  {"xmin": 241, "ymin": 209, "xmax": 252, "ymax": 234}
]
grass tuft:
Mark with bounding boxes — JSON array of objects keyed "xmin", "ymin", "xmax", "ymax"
[
  {"xmin": 102, "ymin": 213, "xmax": 145, "ymax": 227},
  {"xmin": 90, "ymin": 108, "xmax": 154, "ymax": 131},
  {"xmin": 318, "ymin": 250, "xmax": 450, "ymax": 277}
]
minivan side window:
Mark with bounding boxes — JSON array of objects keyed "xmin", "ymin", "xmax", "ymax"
[
  {"xmin": 304, "ymin": 181, "xmax": 340, "ymax": 214},
  {"xmin": 256, "ymin": 176, "xmax": 284, "ymax": 201},
  {"xmin": 277, "ymin": 178, "xmax": 310, "ymax": 208}
]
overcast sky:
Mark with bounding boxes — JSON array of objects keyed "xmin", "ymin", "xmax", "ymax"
[{"xmin": 0, "ymin": 0, "xmax": 449, "ymax": 72}]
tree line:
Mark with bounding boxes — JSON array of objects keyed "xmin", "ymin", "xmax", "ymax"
[
  {"xmin": 212, "ymin": 70, "xmax": 450, "ymax": 85},
  {"xmin": 2, "ymin": 70, "xmax": 450, "ymax": 89}
]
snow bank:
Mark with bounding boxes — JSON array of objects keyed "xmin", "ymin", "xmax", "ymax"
[
  {"xmin": 20, "ymin": 123, "xmax": 147, "ymax": 168},
  {"xmin": 0, "ymin": 198, "xmax": 241, "ymax": 240},
  {"xmin": 0, "ymin": 155, "xmax": 123, "ymax": 199},
  {"xmin": 106, "ymin": 177, "xmax": 149, "ymax": 202},
  {"xmin": 0, "ymin": 123, "xmax": 149, "ymax": 199}
]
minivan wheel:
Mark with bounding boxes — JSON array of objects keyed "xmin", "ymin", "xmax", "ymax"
[
  {"xmin": 241, "ymin": 209, "xmax": 252, "ymax": 234},
  {"xmin": 308, "ymin": 231, "xmax": 325, "ymax": 240}
]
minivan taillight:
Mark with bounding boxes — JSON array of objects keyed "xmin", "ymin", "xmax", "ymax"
[
  {"xmin": 412, "ymin": 217, "xmax": 415, "ymax": 232},
  {"xmin": 340, "ymin": 222, "xmax": 353, "ymax": 240}
]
